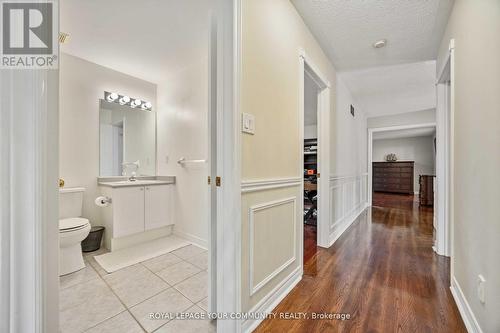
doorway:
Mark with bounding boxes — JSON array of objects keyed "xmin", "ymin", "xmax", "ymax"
[
  {"xmin": 303, "ymin": 72, "xmax": 320, "ymax": 262},
  {"xmin": 299, "ymin": 51, "xmax": 331, "ymax": 264}
]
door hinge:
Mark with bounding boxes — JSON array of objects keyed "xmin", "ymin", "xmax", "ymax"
[
  {"xmin": 317, "ymin": 173, "xmax": 320, "ymax": 179},
  {"xmin": 207, "ymin": 176, "xmax": 211, "ymax": 185},
  {"xmin": 216, "ymin": 176, "xmax": 221, "ymax": 187}
]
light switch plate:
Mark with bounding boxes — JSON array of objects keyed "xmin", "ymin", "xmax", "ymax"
[{"xmin": 242, "ymin": 113, "xmax": 255, "ymax": 134}]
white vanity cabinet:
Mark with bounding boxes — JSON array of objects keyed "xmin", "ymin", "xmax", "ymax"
[
  {"xmin": 112, "ymin": 186, "xmax": 146, "ymax": 238},
  {"xmin": 99, "ymin": 181, "xmax": 174, "ymax": 250},
  {"xmin": 145, "ymin": 185, "xmax": 172, "ymax": 231}
]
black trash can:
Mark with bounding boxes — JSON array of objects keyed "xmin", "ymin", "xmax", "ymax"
[{"xmin": 82, "ymin": 226, "xmax": 105, "ymax": 252}]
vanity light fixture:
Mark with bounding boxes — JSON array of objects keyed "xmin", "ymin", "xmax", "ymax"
[
  {"xmin": 142, "ymin": 101, "xmax": 153, "ymax": 110},
  {"xmin": 131, "ymin": 99, "xmax": 142, "ymax": 108},
  {"xmin": 104, "ymin": 91, "xmax": 153, "ymax": 111},
  {"xmin": 106, "ymin": 92, "xmax": 118, "ymax": 102},
  {"xmin": 119, "ymin": 95, "xmax": 130, "ymax": 105}
]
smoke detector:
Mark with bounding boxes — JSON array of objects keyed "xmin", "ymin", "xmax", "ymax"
[{"xmin": 373, "ymin": 39, "xmax": 387, "ymax": 49}]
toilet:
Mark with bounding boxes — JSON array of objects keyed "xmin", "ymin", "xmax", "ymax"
[{"xmin": 59, "ymin": 187, "xmax": 91, "ymax": 276}]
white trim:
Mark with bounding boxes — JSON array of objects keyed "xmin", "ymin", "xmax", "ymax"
[
  {"xmin": 450, "ymin": 276, "xmax": 483, "ymax": 333},
  {"xmin": 299, "ymin": 49, "xmax": 331, "ymax": 249},
  {"xmin": 329, "ymin": 203, "xmax": 368, "ymax": 247},
  {"xmin": 173, "ymin": 229, "xmax": 208, "ymax": 249},
  {"xmin": 242, "ymin": 267, "xmax": 302, "ymax": 333},
  {"xmin": 435, "ymin": 38, "xmax": 455, "ymax": 259},
  {"xmin": 367, "ymin": 122, "xmax": 437, "ymax": 205},
  {"xmin": 215, "ymin": 0, "xmax": 242, "ymax": 331},
  {"xmin": 241, "ymin": 177, "xmax": 302, "ymax": 193},
  {"xmin": 249, "ymin": 197, "xmax": 297, "ymax": 296}
]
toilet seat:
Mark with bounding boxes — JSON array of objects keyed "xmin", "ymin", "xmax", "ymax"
[{"xmin": 59, "ymin": 217, "xmax": 90, "ymax": 233}]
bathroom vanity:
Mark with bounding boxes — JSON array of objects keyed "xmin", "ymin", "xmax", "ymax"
[{"xmin": 98, "ymin": 177, "xmax": 176, "ymax": 251}]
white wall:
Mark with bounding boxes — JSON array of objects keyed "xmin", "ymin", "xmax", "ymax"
[
  {"xmin": 304, "ymin": 125, "xmax": 317, "ymax": 139},
  {"xmin": 334, "ymin": 76, "xmax": 368, "ymax": 176},
  {"xmin": 373, "ymin": 136, "xmax": 435, "ymax": 192},
  {"xmin": 437, "ymin": 1, "xmax": 500, "ymax": 332},
  {"xmin": 156, "ymin": 59, "xmax": 209, "ymax": 247},
  {"xmin": 59, "ymin": 53, "xmax": 156, "ymax": 226},
  {"xmin": 367, "ymin": 108, "xmax": 436, "ymax": 128}
]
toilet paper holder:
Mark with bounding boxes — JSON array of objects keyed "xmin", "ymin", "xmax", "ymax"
[{"xmin": 95, "ymin": 196, "xmax": 112, "ymax": 206}]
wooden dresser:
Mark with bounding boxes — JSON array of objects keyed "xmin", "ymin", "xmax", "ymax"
[
  {"xmin": 419, "ymin": 175, "xmax": 435, "ymax": 206},
  {"xmin": 372, "ymin": 161, "xmax": 414, "ymax": 194}
]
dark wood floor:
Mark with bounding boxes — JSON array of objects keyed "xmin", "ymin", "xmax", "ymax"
[{"xmin": 255, "ymin": 192, "xmax": 466, "ymax": 333}]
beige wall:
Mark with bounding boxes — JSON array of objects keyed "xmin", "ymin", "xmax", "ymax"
[
  {"xmin": 240, "ymin": 0, "xmax": 367, "ymax": 316},
  {"xmin": 59, "ymin": 53, "xmax": 156, "ymax": 226},
  {"xmin": 437, "ymin": 1, "xmax": 500, "ymax": 331}
]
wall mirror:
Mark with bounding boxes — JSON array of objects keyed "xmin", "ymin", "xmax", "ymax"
[{"xmin": 99, "ymin": 99, "xmax": 156, "ymax": 176}]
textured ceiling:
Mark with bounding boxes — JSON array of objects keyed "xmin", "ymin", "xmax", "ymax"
[
  {"xmin": 291, "ymin": 0, "xmax": 454, "ymax": 70},
  {"xmin": 373, "ymin": 127, "xmax": 436, "ymax": 140},
  {"xmin": 340, "ymin": 61, "xmax": 437, "ymax": 117},
  {"xmin": 60, "ymin": 0, "xmax": 212, "ymax": 84}
]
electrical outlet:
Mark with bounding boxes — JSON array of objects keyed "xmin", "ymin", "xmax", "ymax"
[{"xmin": 477, "ymin": 275, "xmax": 486, "ymax": 304}]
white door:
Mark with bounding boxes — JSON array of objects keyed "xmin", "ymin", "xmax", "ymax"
[
  {"xmin": 113, "ymin": 186, "xmax": 145, "ymax": 237},
  {"xmin": 145, "ymin": 185, "xmax": 172, "ymax": 230}
]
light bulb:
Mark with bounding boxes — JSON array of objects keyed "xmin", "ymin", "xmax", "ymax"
[
  {"xmin": 107, "ymin": 92, "xmax": 118, "ymax": 102},
  {"xmin": 132, "ymin": 99, "xmax": 142, "ymax": 107},
  {"xmin": 119, "ymin": 95, "xmax": 130, "ymax": 105},
  {"xmin": 142, "ymin": 101, "xmax": 152, "ymax": 110}
]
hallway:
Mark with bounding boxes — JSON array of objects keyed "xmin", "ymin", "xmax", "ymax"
[{"xmin": 256, "ymin": 193, "xmax": 466, "ymax": 332}]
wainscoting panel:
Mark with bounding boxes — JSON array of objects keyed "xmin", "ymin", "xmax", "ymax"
[
  {"xmin": 240, "ymin": 179, "xmax": 302, "ymax": 327},
  {"xmin": 249, "ymin": 197, "xmax": 296, "ymax": 295},
  {"xmin": 329, "ymin": 174, "xmax": 368, "ymax": 246}
]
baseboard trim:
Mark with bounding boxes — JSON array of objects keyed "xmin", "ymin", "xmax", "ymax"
[
  {"xmin": 172, "ymin": 229, "xmax": 208, "ymax": 250},
  {"xmin": 328, "ymin": 203, "xmax": 368, "ymax": 247},
  {"xmin": 450, "ymin": 276, "xmax": 483, "ymax": 333},
  {"xmin": 242, "ymin": 267, "xmax": 302, "ymax": 333}
]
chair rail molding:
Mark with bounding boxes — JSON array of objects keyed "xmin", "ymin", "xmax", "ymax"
[{"xmin": 241, "ymin": 177, "xmax": 302, "ymax": 193}]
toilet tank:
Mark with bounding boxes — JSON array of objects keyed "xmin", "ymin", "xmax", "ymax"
[{"xmin": 59, "ymin": 187, "xmax": 85, "ymax": 219}]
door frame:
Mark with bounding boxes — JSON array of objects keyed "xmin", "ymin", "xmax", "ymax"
[
  {"xmin": 299, "ymin": 50, "xmax": 331, "ymax": 249},
  {"xmin": 367, "ymin": 122, "xmax": 437, "ymax": 206},
  {"xmin": 435, "ymin": 39, "xmax": 455, "ymax": 260}
]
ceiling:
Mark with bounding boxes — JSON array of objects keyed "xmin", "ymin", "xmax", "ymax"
[
  {"xmin": 60, "ymin": 0, "xmax": 212, "ymax": 84},
  {"xmin": 340, "ymin": 61, "xmax": 437, "ymax": 117},
  {"xmin": 291, "ymin": 0, "xmax": 454, "ymax": 71},
  {"xmin": 373, "ymin": 127, "xmax": 436, "ymax": 140}
]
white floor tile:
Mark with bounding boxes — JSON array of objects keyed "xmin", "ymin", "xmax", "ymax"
[
  {"xmin": 171, "ymin": 245, "xmax": 206, "ymax": 261},
  {"xmin": 185, "ymin": 253, "xmax": 208, "ymax": 271},
  {"xmin": 104, "ymin": 264, "xmax": 169, "ymax": 307},
  {"xmin": 174, "ymin": 271, "xmax": 208, "ymax": 303},
  {"xmin": 60, "ymin": 264, "xmax": 99, "ymax": 290},
  {"xmin": 156, "ymin": 261, "xmax": 201, "ymax": 286},
  {"xmin": 142, "ymin": 253, "xmax": 182, "ymax": 273},
  {"xmin": 130, "ymin": 288, "xmax": 193, "ymax": 333},
  {"xmin": 154, "ymin": 305, "xmax": 216, "ymax": 333},
  {"xmin": 85, "ymin": 311, "xmax": 143, "ymax": 333},
  {"xmin": 59, "ymin": 279, "xmax": 124, "ymax": 333}
]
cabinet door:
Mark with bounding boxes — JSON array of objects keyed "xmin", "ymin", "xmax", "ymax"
[
  {"xmin": 145, "ymin": 185, "xmax": 172, "ymax": 231},
  {"xmin": 113, "ymin": 186, "xmax": 145, "ymax": 238}
]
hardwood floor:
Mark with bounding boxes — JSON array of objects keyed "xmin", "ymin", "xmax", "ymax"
[{"xmin": 255, "ymin": 192, "xmax": 466, "ymax": 333}]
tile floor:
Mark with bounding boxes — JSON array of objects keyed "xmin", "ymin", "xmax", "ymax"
[{"xmin": 59, "ymin": 244, "xmax": 215, "ymax": 333}]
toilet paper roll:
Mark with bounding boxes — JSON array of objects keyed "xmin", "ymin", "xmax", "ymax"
[{"xmin": 95, "ymin": 196, "xmax": 110, "ymax": 207}]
